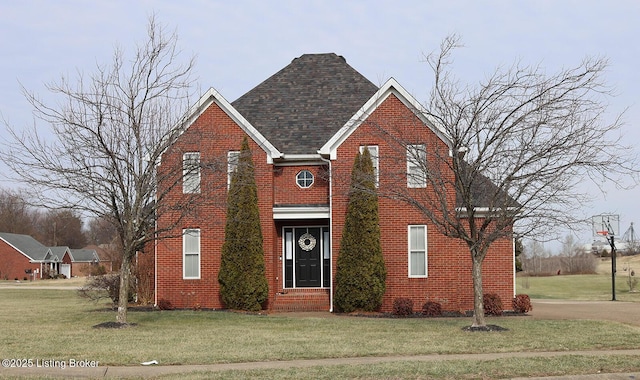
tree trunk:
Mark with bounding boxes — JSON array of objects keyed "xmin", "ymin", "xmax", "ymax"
[
  {"xmin": 471, "ymin": 255, "xmax": 486, "ymax": 327},
  {"xmin": 116, "ymin": 254, "xmax": 132, "ymax": 323}
]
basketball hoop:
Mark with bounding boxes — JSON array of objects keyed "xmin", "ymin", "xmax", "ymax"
[
  {"xmin": 592, "ymin": 214, "xmax": 620, "ymax": 301},
  {"xmin": 592, "ymin": 214, "xmax": 619, "ymax": 239}
]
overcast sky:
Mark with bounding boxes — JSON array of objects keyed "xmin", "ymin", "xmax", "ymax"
[{"xmin": 0, "ymin": 1, "xmax": 638, "ymax": 249}]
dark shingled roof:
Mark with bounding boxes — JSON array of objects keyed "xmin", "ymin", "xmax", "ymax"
[
  {"xmin": 231, "ymin": 53, "xmax": 378, "ymax": 155},
  {"xmin": 0, "ymin": 232, "xmax": 50, "ymax": 261},
  {"xmin": 70, "ymin": 249, "xmax": 100, "ymax": 262},
  {"xmin": 457, "ymin": 162, "xmax": 521, "ymax": 210}
]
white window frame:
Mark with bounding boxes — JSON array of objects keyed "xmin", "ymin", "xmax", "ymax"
[
  {"xmin": 183, "ymin": 229, "xmax": 201, "ymax": 279},
  {"xmin": 182, "ymin": 152, "xmax": 201, "ymax": 194},
  {"xmin": 296, "ymin": 170, "xmax": 314, "ymax": 188},
  {"xmin": 227, "ymin": 151, "xmax": 240, "ymax": 189},
  {"xmin": 359, "ymin": 145, "xmax": 379, "ymax": 187},
  {"xmin": 407, "ymin": 144, "xmax": 427, "ymax": 188},
  {"xmin": 408, "ymin": 225, "xmax": 428, "ymax": 278}
]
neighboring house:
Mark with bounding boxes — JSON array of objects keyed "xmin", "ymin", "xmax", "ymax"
[
  {"xmin": 0, "ymin": 232, "xmax": 54, "ymax": 280},
  {"xmin": 49, "ymin": 246, "xmax": 71, "ymax": 278},
  {"xmin": 0, "ymin": 232, "xmax": 110, "ymax": 280},
  {"xmin": 62, "ymin": 248, "xmax": 103, "ymax": 277},
  {"xmin": 155, "ymin": 53, "xmax": 515, "ymax": 312},
  {"xmin": 84, "ymin": 244, "xmax": 115, "ymax": 272}
]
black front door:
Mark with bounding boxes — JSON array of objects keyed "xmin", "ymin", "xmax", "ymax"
[{"xmin": 295, "ymin": 227, "xmax": 321, "ymax": 287}]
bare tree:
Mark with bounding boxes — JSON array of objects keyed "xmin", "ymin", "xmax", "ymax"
[
  {"xmin": 1, "ymin": 17, "xmax": 205, "ymax": 324},
  {"xmin": 0, "ymin": 188, "xmax": 40, "ymax": 236},
  {"xmin": 377, "ymin": 35, "xmax": 638, "ymax": 328},
  {"xmin": 37, "ymin": 209, "xmax": 87, "ymax": 248},
  {"xmin": 522, "ymin": 240, "xmax": 551, "ymax": 275},
  {"xmin": 86, "ymin": 215, "xmax": 119, "ymax": 246}
]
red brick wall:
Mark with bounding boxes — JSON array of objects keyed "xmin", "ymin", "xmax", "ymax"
[
  {"xmin": 156, "ymin": 101, "xmax": 276, "ymax": 309},
  {"xmin": 331, "ymin": 94, "xmax": 514, "ymax": 312},
  {"xmin": 273, "ymin": 165, "xmax": 329, "ymax": 206},
  {"xmin": 0, "ymin": 240, "xmax": 40, "ymax": 281},
  {"xmin": 156, "ymin": 93, "xmax": 514, "ymax": 312}
]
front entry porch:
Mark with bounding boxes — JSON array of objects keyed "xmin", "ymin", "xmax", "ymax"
[
  {"xmin": 272, "ymin": 225, "xmax": 331, "ymax": 312},
  {"xmin": 272, "ymin": 288, "xmax": 331, "ymax": 312}
]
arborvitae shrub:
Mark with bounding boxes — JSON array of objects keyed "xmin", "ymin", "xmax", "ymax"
[
  {"xmin": 512, "ymin": 294, "xmax": 532, "ymax": 314},
  {"xmin": 392, "ymin": 298, "xmax": 414, "ymax": 316},
  {"xmin": 218, "ymin": 137, "xmax": 269, "ymax": 312},
  {"xmin": 334, "ymin": 149, "xmax": 386, "ymax": 313},
  {"xmin": 421, "ymin": 301, "xmax": 443, "ymax": 317},
  {"xmin": 483, "ymin": 293, "xmax": 503, "ymax": 316}
]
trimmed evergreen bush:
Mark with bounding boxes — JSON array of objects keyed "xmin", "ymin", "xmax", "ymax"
[
  {"xmin": 218, "ymin": 137, "xmax": 269, "ymax": 312},
  {"xmin": 483, "ymin": 293, "xmax": 503, "ymax": 316},
  {"xmin": 421, "ymin": 300, "xmax": 443, "ymax": 317},
  {"xmin": 157, "ymin": 298, "xmax": 174, "ymax": 310},
  {"xmin": 392, "ymin": 298, "xmax": 414, "ymax": 316},
  {"xmin": 334, "ymin": 149, "xmax": 386, "ymax": 313},
  {"xmin": 512, "ymin": 294, "xmax": 532, "ymax": 314}
]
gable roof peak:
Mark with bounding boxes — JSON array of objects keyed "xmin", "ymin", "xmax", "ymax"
[
  {"xmin": 319, "ymin": 77, "xmax": 452, "ymax": 159},
  {"xmin": 232, "ymin": 53, "xmax": 378, "ymax": 155},
  {"xmin": 291, "ymin": 53, "xmax": 346, "ymax": 63}
]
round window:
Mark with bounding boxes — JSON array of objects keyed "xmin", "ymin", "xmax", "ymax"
[{"xmin": 296, "ymin": 170, "xmax": 314, "ymax": 188}]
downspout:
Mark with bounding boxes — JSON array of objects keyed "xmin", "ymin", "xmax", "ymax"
[
  {"xmin": 512, "ymin": 237, "xmax": 516, "ymax": 298},
  {"xmin": 319, "ymin": 155, "xmax": 333, "ymax": 312},
  {"xmin": 154, "ymin": 204, "xmax": 158, "ymax": 308}
]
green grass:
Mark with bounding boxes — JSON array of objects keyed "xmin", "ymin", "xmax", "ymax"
[
  {"xmin": 1, "ymin": 289, "xmax": 640, "ymax": 372},
  {"xmin": 517, "ymin": 273, "xmax": 640, "ymax": 301},
  {"xmin": 2, "ymin": 283, "xmax": 640, "ymax": 378}
]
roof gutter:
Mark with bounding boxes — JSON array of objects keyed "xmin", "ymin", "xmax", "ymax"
[
  {"xmin": 456, "ymin": 206, "xmax": 519, "ymax": 218},
  {"xmin": 319, "ymin": 154, "xmax": 334, "ymax": 313}
]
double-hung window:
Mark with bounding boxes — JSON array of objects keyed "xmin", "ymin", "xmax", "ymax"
[
  {"xmin": 183, "ymin": 152, "xmax": 201, "ymax": 193},
  {"xmin": 407, "ymin": 144, "xmax": 427, "ymax": 188},
  {"xmin": 359, "ymin": 145, "xmax": 379, "ymax": 187},
  {"xmin": 408, "ymin": 225, "xmax": 427, "ymax": 277},
  {"xmin": 227, "ymin": 151, "xmax": 240, "ymax": 189},
  {"xmin": 183, "ymin": 229, "xmax": 200, "ymax": 279}
]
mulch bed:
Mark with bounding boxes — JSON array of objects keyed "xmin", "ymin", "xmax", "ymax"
[
  {"xmin": 462, "ymin": 324, "xmax": 509, "ymax": 332},
  {"xmin": 92, "ymin": 321, "xmax": 138, "ymax": 329}
]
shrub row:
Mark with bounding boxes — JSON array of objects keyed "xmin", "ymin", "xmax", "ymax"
[
  {"xmin": 391, "ymin": 294, "xmax": 532, "ymax": 317},
  {"xmin": 391, "ymin": 298, "xmax": 443, "ymax": 317}
]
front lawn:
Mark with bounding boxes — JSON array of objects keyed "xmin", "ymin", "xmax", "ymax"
[{"xmin": 1, "ymin": 288, "xmax": 640, "ymax": 368}]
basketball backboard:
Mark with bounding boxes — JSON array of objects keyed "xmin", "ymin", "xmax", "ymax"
[{"xmin": 592, "ymin": 214, "xmax": 620, "ymax": 238}]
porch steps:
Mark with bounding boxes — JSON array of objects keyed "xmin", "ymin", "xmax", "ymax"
[{"xmin": 271, "ymin": 288, "xmax": 330, "ymax": 312}]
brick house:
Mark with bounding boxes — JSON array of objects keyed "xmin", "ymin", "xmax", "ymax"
[
  {"xmin": 61, "ymin": 248, "xmax": 107, "ymax": 277},
  {"xmin": 0, "ymin": 232, "xmax": 56, "ymax": 280},
  {"xmin": 0, "ymin": 232, "xmax": 109, "ymax": 280},
  {"xmin": 155, "ymin": 53, "xmax": 515, "ymax": 312}
]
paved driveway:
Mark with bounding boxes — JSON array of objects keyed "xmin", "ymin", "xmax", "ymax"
[{"xmin": 531, "ymin": 299, "xmax": 640, "ymax": 326}]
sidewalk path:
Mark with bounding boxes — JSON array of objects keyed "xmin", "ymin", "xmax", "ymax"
[{"xmin": 2, "ymin": 349, "xmax": 640, "ymax": 379}]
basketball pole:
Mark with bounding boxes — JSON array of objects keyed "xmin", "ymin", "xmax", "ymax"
[
  {"xmin": 609, "ymin": 234, "xmax": 617, "ymax": 301},
  {"xmin": 593, "ymin": 214, "xmax": 619, "ymax": 302}
]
